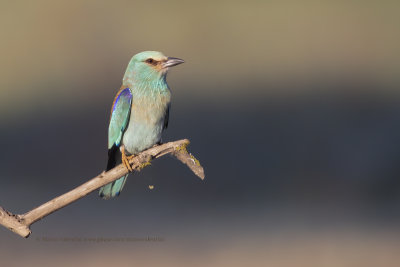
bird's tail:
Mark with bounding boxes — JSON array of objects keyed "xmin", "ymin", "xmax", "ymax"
[
  {"xmin": 99, "ymin": 145, "xmax": 129, "ymax": 199},
  {"xmin": 99, "ymin": 175, "xmax": 128, "ymax": 199}
]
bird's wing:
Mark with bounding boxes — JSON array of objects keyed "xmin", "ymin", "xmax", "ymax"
[
  {"xmin": 108, "ymin": 87, "xmax": 132, "ymax": 149},
  {"xmin": 100, "ymin": 87, "xmax": 132, "ymax": 199}
]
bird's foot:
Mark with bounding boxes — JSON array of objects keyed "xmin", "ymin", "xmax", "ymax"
[
  {"xmin": 122, "ymin": 155, "xmax": 134, "ymax": 172},
  {"xmin": 121, "ymin": 146, "xmax": 134, "ymax": 172}
]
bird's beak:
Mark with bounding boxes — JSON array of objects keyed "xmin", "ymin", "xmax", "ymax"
[{"xmin": 162, "ymin": 57, "xmax": 185, "ymax": 68}]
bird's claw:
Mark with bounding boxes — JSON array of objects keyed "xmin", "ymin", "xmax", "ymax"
[{"xmin": 121, "ymin": 146, "xmax": 134, "ymax": 172}]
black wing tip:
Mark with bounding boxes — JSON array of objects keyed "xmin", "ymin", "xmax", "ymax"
[
  {"xmin": 99, "ymin": 190, "xmax": 122, "ymax": 200},
  {"xmin": 99, "ymin": 191, "xmax": 108, "ymax": 200}
]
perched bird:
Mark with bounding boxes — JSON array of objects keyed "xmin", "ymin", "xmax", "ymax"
[{"xmin": 99, "ymin": 51, "xmax": 184, "ymax": 199}]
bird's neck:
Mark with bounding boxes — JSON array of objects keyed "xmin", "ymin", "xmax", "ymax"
[{"xmin": 124, "ymin": 76, "xmax": 170, "ymax": 102}]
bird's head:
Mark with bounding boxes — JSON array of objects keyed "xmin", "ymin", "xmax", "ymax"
[{"xmin": 123, "ymin": 51, "xmax": 184, "ymax": 85}]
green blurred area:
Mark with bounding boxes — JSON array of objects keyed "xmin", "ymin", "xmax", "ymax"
[{"xmin": 0, "ymin": 0, "xmax": 399, "ymax": 118}]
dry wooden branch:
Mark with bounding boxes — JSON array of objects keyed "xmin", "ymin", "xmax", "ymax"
[{"xmin": 0, "ymin": 139, "xmax": 204, "ymax": 238}]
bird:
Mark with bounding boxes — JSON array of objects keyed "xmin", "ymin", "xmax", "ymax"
[{"xmin": 99, "ymin": 51, "xmax": 184, "ymax": 199}]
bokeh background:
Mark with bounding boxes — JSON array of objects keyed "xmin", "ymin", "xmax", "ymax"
[{"xmin": 1, "ymin": 0, "xmax": 400, "ymax": 266}]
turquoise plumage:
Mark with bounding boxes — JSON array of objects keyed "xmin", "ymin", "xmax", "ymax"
[
  {"xmin": 108, "ymin": 88, "xmax": 133, "ymax": 149},
  {"xmin": 99, "ymin": 51, "xmax": 184, "ymax": 199}
]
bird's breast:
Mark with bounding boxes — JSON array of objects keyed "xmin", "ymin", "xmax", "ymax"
[
  {"xmin": 122, "ymin": 92, "xmax": 170, "ymax": 154},
  {"xmin": 131, "ymin": 95, "xmax": 169, "ymax": 124}
]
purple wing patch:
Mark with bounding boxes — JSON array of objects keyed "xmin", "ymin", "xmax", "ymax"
[{"xmin": 112, "ymin": 88, "xmax": 132, "ymax": 113}]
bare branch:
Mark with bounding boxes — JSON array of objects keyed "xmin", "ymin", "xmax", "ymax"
[
  {"xmin": 0, "ymin": 139, "xmax": 204, "ymax": 238},
  {"xmin": 0, "ymin": 207, "xmax": 30, "ymax": 237}
]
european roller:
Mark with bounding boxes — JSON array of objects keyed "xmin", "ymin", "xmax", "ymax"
[{"xmin": 99, "ymin": 51, "xmax": 184, "ymax": 199}]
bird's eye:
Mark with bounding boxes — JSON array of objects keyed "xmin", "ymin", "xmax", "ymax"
[{"xmin": 145, "ymin": 58, "xmax": 155, "ymax": 64}]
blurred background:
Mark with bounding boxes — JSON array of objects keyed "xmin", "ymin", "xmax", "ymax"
[{"xmin": 0, "ymin": 0, "xmax": 400, "ymax": 266}]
